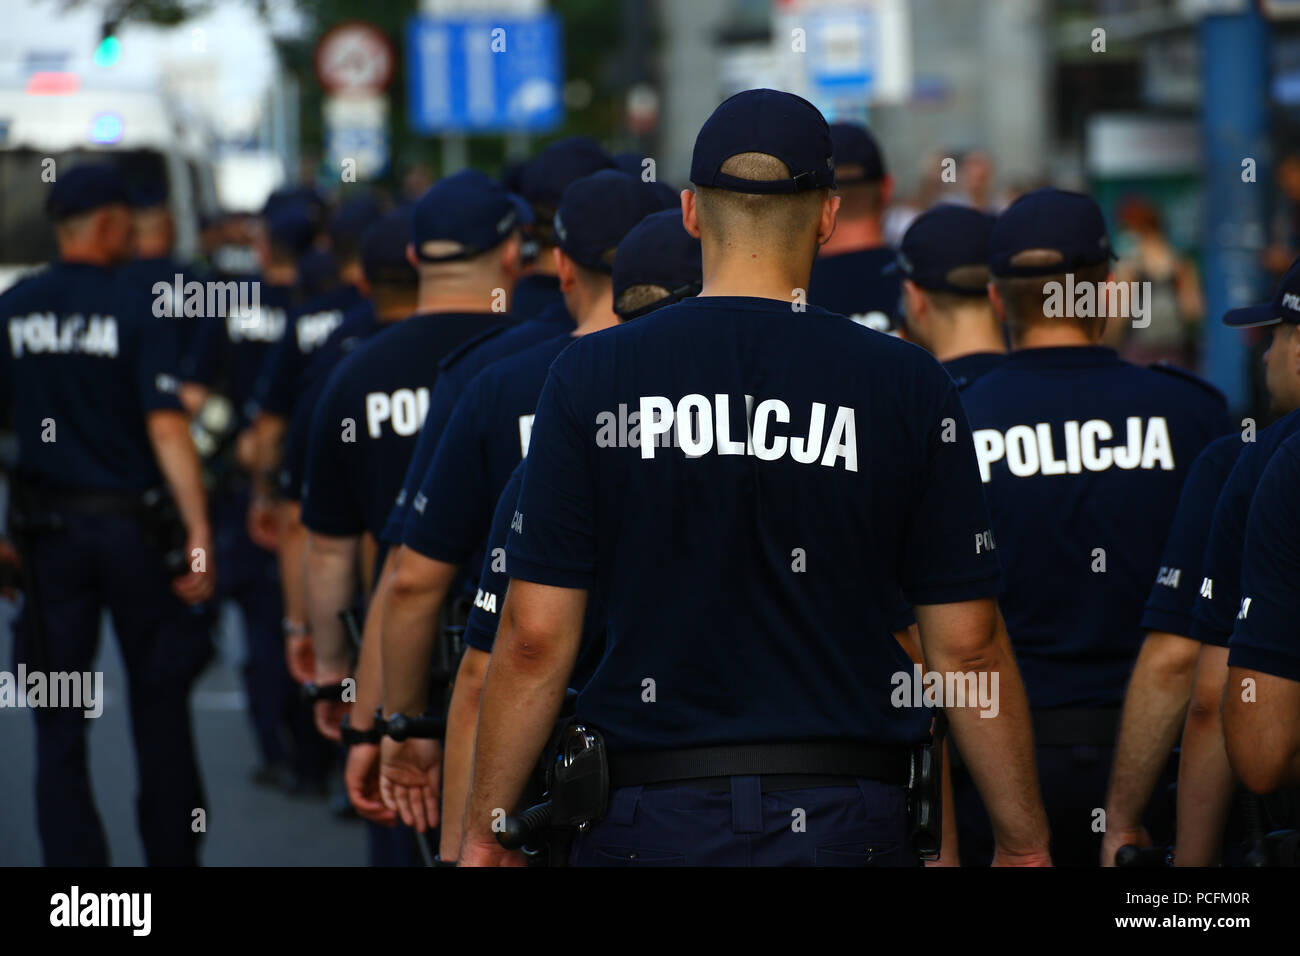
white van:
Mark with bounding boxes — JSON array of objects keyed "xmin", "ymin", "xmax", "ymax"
[{"xmin": 0, "ymin": 81, "xmax": 220, "ymax": 291}]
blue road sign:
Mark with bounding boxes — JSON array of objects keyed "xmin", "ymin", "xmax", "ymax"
[{"xmin": 406, "ymin": 14, "xmax": 563, "ymax": 134}]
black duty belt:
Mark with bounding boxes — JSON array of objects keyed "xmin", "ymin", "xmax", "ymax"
[
  {"xmin": 21, "ymin": 486, "xmax": 150, "ymax": 518},
  {"xmin": 608, "ymin": 740, "xmax": 913, "ymax": 791},
  {"xmin": 1031, "ymin": 707, "xmax": 1121, "ymax": 748}
]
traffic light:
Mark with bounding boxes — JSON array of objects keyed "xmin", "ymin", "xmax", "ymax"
[{"xmin": 93, "ymin": 21, "xmax": 121, "ymax": 68}]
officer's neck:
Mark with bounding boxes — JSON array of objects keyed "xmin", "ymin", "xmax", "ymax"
[
  {"xmin": 413, "ymin": 290, "xmax": 499, "ymax": 315},
  {"xmin": 698, "ymin": 256, "xmax": 814, "ymax": 304},
  {"xmin": 572, "ymin": 289, "xmax": 617, "ymax": 336},
  {"xmin": 819, "ymin": 217, "xmax": 886, "ymax": 257},
  {"xmin": 58, "ymin": 239, "xmax": 117, "ymax": 267},
  {"xmin": 263, "ymin": 263, "xmax": 296, "ymax": 287},
  {"xmin": 929, "ymin": 309, "xmax": 1007, "ymax": 363},
  {"xmin": 1013, "ymin": 323, "xmax": 1098, "ymax": 350}
]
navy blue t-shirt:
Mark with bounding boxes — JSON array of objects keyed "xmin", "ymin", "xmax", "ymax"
[
  {"xmin": 943, "ymin": 352, "xmax": 1006, "ymax": 391},
  {"xmin": 183, "ymin": 279, "xmax": 295, "ymax": 426},
  {"xmin": 1228, "ymin": 430, "xmax": 1300, "ymax": 681},
  {"xmin": 251, "ymin": 284, "xmax": 362, "ymax": 418},
  {"xmin": 1191, "ymin": 409, "xmax": 1300, "ymax": 647},
  {"xmin": 122, "ymin": 255, "xmax": 204, "ymax": 362},
  {"xmin": 0, "ymin": 261, "xmax": 184, "ymax": 492},
  {"xmin": 961, "ymin": 348, "xmax": 1231, "ymax": 710},
  {"xmin": 510, "ymin": 273, "xmax": 564, "ymax": 321},
  {"xmin": 381, "ymin": 301, "xmax": 573, "ymax": 544},
  {"xmin": 507, "ymin": 295, "xmax": 1002, "ymax": 752},
  {"xmin": 300, "ymin": 311, "xmax": 501, "ymax": 541},
  {"xmin": 402, "ymin": 332, "xmax": 573, "ymax": 574},
  {"xmin": 279, "ymin": 301, "xmax": 381, "ymax": 502},
  {"xmin": 467, "ymin": 458, "xmax": 605, "ymax": 689},
  {"xmin": 1141, "ymin": 434, "xmax": 1244, "ymax": 637},
  {"xmin": 808, "ymin": 247, "xmax": 900, "ymax": 332}
]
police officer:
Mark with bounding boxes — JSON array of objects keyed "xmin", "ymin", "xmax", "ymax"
[
  {"xmin": 377, "ymin": 138, "xmax": 614, "ymax": 555},
  {"xmin": 1101, "ymin": 431, "xmax": 1242, "ymax": 866},
  {"xmin": 808, "ymin": 122, "xmax": 900, "ymax": 332},
  {"xmin": 377, "ymin": 171, "xmax": 673, "ymax": 859},
  {"xmin": 458, "ymin": 89, "xmax": 1049, "ymax": 867},
  {"xmin": 122, "ymin": 180, "xmax": 203, "ymax": 361},
  {"xmin": 893, "ymin": 204, "xmax": 1005, "ymax": 388},
  {"xmin": 957, "ymin": 188, "xmax": 1232, "ymax": 866},
  {"xmin": 0, "ymin": 164, "xmax": 214, "ymax": 865},
  {"xmin": 300, "ymin": 172, "xmax": 520, "ymax": 839},
  {"xmin": 1222, "ymin": 427, "xmax": 1300, "ymax": 793},
  {"xmin": 1170, "ymin": 261, "xmax": 1300, "ymax": 863}
]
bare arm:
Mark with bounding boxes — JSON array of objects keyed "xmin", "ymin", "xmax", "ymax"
[
  {"xmin": 1223, "ymin": 666, "xmax": 1300, "ymax": 793},
  {"xmin": 914, "ymin": 599, "xmax": 1050, "ymax": 865},
  {"xmin": 353, "ymin": 549, "xmax": 396, "ymax": 728},
  {"xmin": 440, "ymin": 647, "xmax": 490, "ymax": 860},
  {"xmin": 380, "ymin": 546, "xmax": 458, "ymax": 719},
  {"xmin": 1102, "ymin": 631, "xmax": 1199, "ymax": 864},
  {"xmin": 146, "ymin": 409, "xmax": 213, "ymax": 604},
  {"xmin": 461, "ymin": 580, "xmax": 585, "ymax": 865},
  {"xmin": 1174, "ymin": 644, "xmax": 1235, "ymax": 865},
  {"xmin": 305, "ymin": 530, "xmax": 359, "ymax": 677}
]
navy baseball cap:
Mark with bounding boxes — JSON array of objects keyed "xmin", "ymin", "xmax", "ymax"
[
  {"xmin": 266, "ymin": 203, "xmax": 317, "ymax": 256},
  {"xmin": 829, "ymin": 122, "xmax": 886, "ymax": 184},
  {"xmin": 613, "ymin": 209, "xmax": 703, "ymax": 318},
  {"xmin": 690, "ymin": 89, "xmax": 835, "ymax": 194},
  {"xmin": 361, "ymin": 209, "xmax": 417, "ymax": 286},
  {"xmin": 519, "ymin": 136, "xmax": 615, "ymax": 208},
  {"xmin": 1223, "ymin": 258, "xmax": 1300, "ymax": 328},
  {"xmin": 411, "ymin": 170, "xmax": 519, "ymax": 263},
  {"xmin": 45, "ymin": 164, "xmax": 129, "ymax": 220},
  {"xmin": 127, "ymin": 179, "xmax": 169, "ymax": 210},
  {"xmin": 989, "ymin": 187, "xmax": 1115, "ymax": 277},
  {"xmin": 891, "ymin": 204, "xmax": 996, "ymax": 295},
  {"xmin": 329, "ymin": 193, "xmax": 384, "ymax": 249},
  {"xmin": 554, "ymin": 170, "xmax": 674, "ymax": 274}
]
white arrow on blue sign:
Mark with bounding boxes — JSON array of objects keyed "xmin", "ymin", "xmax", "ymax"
[{"xmin": 406, "ymin": 14, "xmax": 564, "ymax": 133}]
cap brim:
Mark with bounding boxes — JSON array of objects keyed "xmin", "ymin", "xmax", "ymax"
[{"xmin": 1222, "ymin": 303, "xmax": 1281, "ymax": 328}]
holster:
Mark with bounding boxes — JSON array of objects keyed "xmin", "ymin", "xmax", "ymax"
[
  {"xmin": 908, "ymin": 710, "xmax": 947, "ymax": 862},
  {"xmin": 139, "ymin": 487, "xmax": 190, "ymax": 577}
]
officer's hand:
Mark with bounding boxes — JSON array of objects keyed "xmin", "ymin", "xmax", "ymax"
[
  {"xmin": 246, "ymin": 496, "xmax": 280, "ymax": 551},
  {"xmin": 172, "ymin": 528, "xmax": 215, "ymax": 605},
  {"xmin": 235, "ymin": 427, "xmax": 259, "ymax": 472},
  {"xmin": 458, "ymin": 835, "xmax": 526, "ymax": 867},
  {"xmin": 313, "ymin": 699, "xmax": 348, "ymax": 742},
  {"xmin": 991, "ymin": 847, "xmax": 1053, "ymax": 867},
  {"xmin": 1101, "ymin": 824, "xmax": 1151, "ymax": 867},
  {"xmin": 379, "ymin": 736, "xmax": 442, "ymax": 833},
  {"xmin": 345, "ymin": 743, "xmax": 397, "ymax": 826},
  {"xmin": 285, "ymin": 633, "xmax": 315, "ymax": 685}
]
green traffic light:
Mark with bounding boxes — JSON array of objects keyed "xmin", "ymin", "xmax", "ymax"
[{"xmin": 93, "ymin": 36, "xmax": 121, "ymax": 67}]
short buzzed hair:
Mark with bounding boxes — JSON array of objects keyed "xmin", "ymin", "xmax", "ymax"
[
  {"xmin": 694, "ymin": 153, "xmax": 827, "ymax": 246},
  {"xmin": 615, "ymin": 283, "xmax": 670, "ymax": 317},
  {"xmin": 993, "ymin": 250, "xmax": 1108, "ymax": 339}
]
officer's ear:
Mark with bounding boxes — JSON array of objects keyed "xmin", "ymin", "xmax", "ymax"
[
  {"xmin": 499, "ymin": 232, "xmax": 522, "ymax": 282},
  {"xmin": 405, "ymin": 243, "xmax": 419, "ymax": 270},
  {"xmin": 902, "ymin": 279, "xmax": 926, "ymax": 325},
  {"xmin": 681, "ymin": 189, "xmax": 701, "ymax": 239},
  {"xmin": 817, "ymin": 193, "xmax": 841, "ymax": 247},
  {"xmin": 987, "ymin": 280, "xmax": 1007, "ymax": 323},
  {"xmin": 881, "ymin": 174, "xmax": 895, "ymax": 208},
  {"xmin": 555, "ymin": 248, "xmax": 577, "ymax": 293}
]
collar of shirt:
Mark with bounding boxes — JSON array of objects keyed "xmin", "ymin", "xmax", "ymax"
[{"xmin": 1000, "ymin": 345, "xmax": 1122, "ymax": 371}]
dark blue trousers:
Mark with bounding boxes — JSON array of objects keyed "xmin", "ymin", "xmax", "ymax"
[
  {"xmin": 13, "ymin": 511, "xmax": 212, "ymax": 866},
  {"xmin": 570, "ymin": 777, "xmax": 917, "ymax": 866}
]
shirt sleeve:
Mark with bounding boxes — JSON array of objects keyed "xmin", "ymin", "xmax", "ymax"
[
  {"xmin": 1191, "ymin": 447, "xmax": 1259, "ymax": 647},
  {"xmin": 899, "ymin": 380, "xmax": 1003, "ymax": 606},
  {"xmin": 1142, "ymin": 437, "xmax": 1239, "ymax": 636},
  {"xmin": 300, "ymin": 365, "xmax": 364, "ymax": 537},
  {"xmin": 381, "ymin": 374, "xmax": 460, "ymax": 545},
  {"xmin": 463, "ymin": 462, "xmax": 526, "ymax": 653},
  {"xmin": 133, "ymin": 314, "xmax": 185, "ymax": 413},
  {"xmin": 402, "ymin": 377, "xmax": 493, "ymax": 564},
  {"xmin": 181, "ymin": 314, "xmax": 223, "ymax": 386},
  {"xmin": 504, "ymin": 357, "xmax": 596, "ymax": 589},
  {"xmin": 1227, "ymin": 440, "xmax": 1300, "ymax": 681}
]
